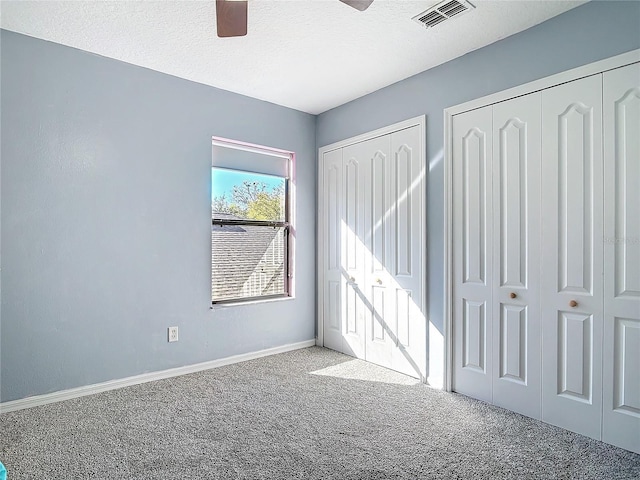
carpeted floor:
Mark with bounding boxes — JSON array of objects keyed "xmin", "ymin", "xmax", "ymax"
[{"xmin": 1, "ymin": 346, "xmax": 639, "ymax": 479}]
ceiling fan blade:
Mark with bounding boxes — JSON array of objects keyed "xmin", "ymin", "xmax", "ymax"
[
  {"xmin": 216, "ymin": 0, "xmax": 248, "ymax": 38},
  {"xmin": 339, "ymin": 0, "xmax": 374, "ymax": 11}
]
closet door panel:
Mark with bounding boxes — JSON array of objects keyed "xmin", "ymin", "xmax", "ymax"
[
  {"xmin": 322, "ymin": 149, "xmax": 344, "ymax": 352},
  {"xmin": 342, "ymin": 142, "xmax": 367, "ymax": 358},
  {"xmin": 541, "ymin": 74, "xmax": 603, "ymax": 440},
  {"xmin": 361, "ymin": 135, "xmax": 396, "ymax": 371},
  {"xmin": 390, "ymin": 125, "xmax": 426, "ymax": 379},
  {"xmin": 603, "ymin": 62, "xmax": 640, "ymax": 454},
  {"xmin": 452, "ymin": 106, "xmax": 494, "ymax": 402},
  {"xmin": 492, "ymin": 93, "xmax": 542, "ymax": 419}
]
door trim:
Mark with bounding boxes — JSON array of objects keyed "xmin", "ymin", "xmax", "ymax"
[
  {"xmin": 443, "ymin": 49, "xmax": 640, "ymax": 393},
  {"xmin": 317, "ymin": 115, "xmax": 426, "ymax": 359}
]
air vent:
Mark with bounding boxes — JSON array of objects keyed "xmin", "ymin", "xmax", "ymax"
[{"xmin": 413, "ymin": 0, "xmax": 475, "ymax": 29}]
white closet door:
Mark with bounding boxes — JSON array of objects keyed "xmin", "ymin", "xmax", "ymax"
[
  {"xmin": 492, "ymin": 93, "xmax": 542, "ymax": 419},
  {"xmin": 341, "ymin": 142, "xmax": 368, "ymax": 358},
  {"xmin": 452, "ymin": 105, "xmax": 494, "ymax": 403},
  {"xmin": 602, "ymin": 62, "xmax": 640, "ymax": 454},
  {"xmin": 321, "ymin": 120, "xmax": 426, "ymax": 379},
  {"xmin": 541, "ymin": 74, "xmax": 603, "ymax": 440},
  {"xmin": 361, "ymin": 134, "xmax": 396, "ymax": 371},
  {"xmin": 322, "ymin": 149, "xmax": 344, "ymax": 352},
  {"xmin": 389, "ymin": 126, "xmax": 426, "ymax": 379}
]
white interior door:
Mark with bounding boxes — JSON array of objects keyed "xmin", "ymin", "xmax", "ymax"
[
  {"xmin": 320, "ymin": 120, "xmax": 426, "ymax": 380},
  {"xmin": 452, "ymin": 105, "xmax": 494, "ymax": 403},
  {"xmin": 341, "ymin": 142, "xmax": 368, "ymax": 358},
  {"xmin": 491, "ymin": 93, "xmax": 542, "ymax": 419},
  {"xmin": 322, "ymin": 148, "xmax": 344, "ymax": 353},
  {"xmin": 352, "ymin": 127, "xmax": 426, "ymax": 380},
  {"xmin": 541, "ymin": 74, "xmax": 604, "ymax": 440},
  {"xmin": 389, "ymin": 126, "xmax": 426, "ymax": 379},
  {"xmin": 357, "ymin": 135, "xmax": 396, "ymax": 373},
  {"xmin": 602, "ymin": 62, "xmax": 640, "ymax": 454}
]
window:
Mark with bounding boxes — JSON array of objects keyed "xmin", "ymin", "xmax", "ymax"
[{"xmin": 211, "ymin": 138, "xmax": 293, "ymax": 304}]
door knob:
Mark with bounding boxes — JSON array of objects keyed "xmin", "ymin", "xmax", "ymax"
[
  {"xmin": 569, "ymin": 300, "xmax": 578, "ymax": 308},
  {"xmin": 510, "ymin": 292, "xmax": 517, "ymax": 299},
  {"xmin": 375, "ymin": 278, "xmax": 383, "ymax": 285},
  {"xmin": 349, "ymin": 276, "xmax": 356, "ymax": 283}
]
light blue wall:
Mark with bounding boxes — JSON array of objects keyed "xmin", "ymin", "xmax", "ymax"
[
  {"xmin": 0, "ymin": 30, "xmax": 316, "ymax": 402},
  {"xmin": 316, "ymin": 0, "xmax": 640, "ymax": 379}
]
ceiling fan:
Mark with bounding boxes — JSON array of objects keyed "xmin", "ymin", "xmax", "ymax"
[{"xmin": 216, "ymin": 0, "xmax": 374, "ymax": 38}]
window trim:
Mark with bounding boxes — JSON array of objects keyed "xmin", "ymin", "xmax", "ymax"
[{"xmin": 211, "ymin": 137, "xmax": 295, "ymax": 306}]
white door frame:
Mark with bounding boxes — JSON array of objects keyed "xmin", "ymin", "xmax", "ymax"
[
  {"xmin": 443, "ymin": 49, "xmax": 640, "ymax": 392},
  {"xmin": 317, "ymin": 115, "xmax": 427, "ymax": 359}
]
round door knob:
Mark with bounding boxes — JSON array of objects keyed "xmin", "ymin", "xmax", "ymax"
[
  {"xmin": 569, "ymin": 300, "xmax": 578, "ymax": 308},
  {"xmin": 510, "ymin": 292, "xmax": 517, "ymax": 299},
  {"xmin": 349, "ymin": 276, "xmax": 355, "ymax": 282},
  {"xmin": 375, "ymin": 278, "xmax": 383, "ymax": 285}
]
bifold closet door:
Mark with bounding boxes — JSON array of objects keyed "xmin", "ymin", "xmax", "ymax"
[
  {"xmin": 453, "ymin": 96, "xmax": 542, "ymax": 415},
  {"xmin": 388, "ymin": 126, "xmax": 425, "ymax": 378},
  {"xmin": 321, "ymin": 141, "xmax": 372, "ymax": 360},
  {"xmin": 355, "ymin": 127, "xmax": 425, "ymax": 379},
  {"xmin": 452, "ymin": 105, "xmax": 494, "ymax": 403},
  {"xmin": 541, "ymin": 74, "xmax": 604, "ymax": 440},
  {"xmin": 491, "ymin": 93, "xmax": 542, "ymax": 419},
  {"xmin": 322, "ymin": 148, "xmax": 344, "ymax": 353},
  {"xmin": 321, "ymin": 142, "xmax": 369, "ymax": 359},
  {"xmin": 360, "ymin": 135, "xmax": 397, "ymax": 371},
  {"xmin": 321, "ymin": 126, "xmax": 425, "ymax": 379},
  {"xmin": 602, "ymin": 62, "xmax": 640, "ymax": 454},
  {"xmin": 340, "ymin": 141, "xmax": 369, "ymax": 359}
]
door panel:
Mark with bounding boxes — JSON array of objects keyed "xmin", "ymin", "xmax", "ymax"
[
  {"xmin": 395, "ymin": 144, "xmax": 413, "ymax": 277},
  {"xmin": 371, "ymin": 151, "xmax": 386, "ymax": 273},
  {"xmin": 603, "ymin": 62, "xmax": 640, "ymax": 453},
  {"xmin": 463, "ymin": 299, "xmax": 486, "ymax": 372},
  {"xmin": 390, "ymin": 126, "xmax": 426, "ymax": 378},
  {"xmin": 463, "ymin": 128, "xmax": 488, "ymax": 286},
  {"xmin": 498, "ymin": 119, "xmax": 528, "ymax": 289},
  {"xmin": 327, "ymin": 281, "xmax": 341, "ymax": 330},
  {"xmin": 499, "ymin": 304, "xmax": 527, "ymax": 384},
  {"xmin": 372, "ymin": 286, "xmax": 386, "ymax": 340},
  {"xmin": 453, "ymin": 106, "xmax": 493, "ymax": 402},
  {"xmin": 345, "ymin": 157, "xmax": 360, "ymax": 272},
  {"xmin": 557, "ymin": 103, "xmax": 594, "ymax": 295},
  {"xmin": 322, "ymin": 149, "xmax": 344, "ymax": 352},
  {"xmin": 612, "ymin": 318, "xmax": 640, "ymax": 411},
  {"xmin": 342, "ymin": 143, "xmax": 367, "ymax": 358},
  {"xmin": 396, "ymin": 288, "xmax": 412, "ymax": 347},
  {"xmin": 541, "ymin": 74, "xmax": 603, "ymax": 440},
  {"xmin": 359, "ymin": 135, "xmax": 395, "ymax": 368},
  {"xmin": 492, "ymin": 93, "xmax": 542, "ymax": 419},
  {"xmin": 361, "ymin": 135, "xmax": 395, "ymax": 370},
  {"xmin": 557, "ymin": 311, "xmax": 593, "ymax": 402}
]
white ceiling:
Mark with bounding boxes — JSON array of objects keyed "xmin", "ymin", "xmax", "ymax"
[{"xmin": 0, "ymin": 0, "xmax": 587, "ymax": 114}]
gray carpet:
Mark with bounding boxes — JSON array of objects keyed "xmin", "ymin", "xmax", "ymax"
[{"xmin": 1, "ymin": 347, "xmax": 639, "ymax": 479}]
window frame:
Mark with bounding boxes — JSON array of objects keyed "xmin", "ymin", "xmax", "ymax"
[{"xmin": 211, "ymin": 137, "xmax": 294, "ymax": 306}]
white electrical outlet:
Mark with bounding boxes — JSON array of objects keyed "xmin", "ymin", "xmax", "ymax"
[{"xmin": 168, "ymin": 326, "xmax": 179, "ymax": 342}]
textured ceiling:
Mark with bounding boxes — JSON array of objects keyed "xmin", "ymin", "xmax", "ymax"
[{"xmin": 0, "ymin": 0, "xmax": 587, "ymax": 114}]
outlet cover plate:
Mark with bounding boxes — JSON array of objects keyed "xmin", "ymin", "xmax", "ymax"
[{"xmin": 168, "ymin": 326, "xmax": 179, "ymax": 342}]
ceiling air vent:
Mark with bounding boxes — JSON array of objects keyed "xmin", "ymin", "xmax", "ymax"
[{"xmin": 413, "ymin": 0, "xmax": 475, "ymax": 29}]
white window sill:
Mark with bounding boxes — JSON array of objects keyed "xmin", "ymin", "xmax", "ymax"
[{"xmin": 210, "ymin": 295, "xmax": 294, "ymax": 310}]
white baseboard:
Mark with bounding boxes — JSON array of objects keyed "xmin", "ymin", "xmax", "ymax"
[{"xmin": 0, "ymin": 339, "xmax": 316, "ymax": 414}]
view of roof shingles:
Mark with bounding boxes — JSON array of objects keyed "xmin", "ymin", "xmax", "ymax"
[{"xmin": 211, "ymin": 213, "xmax": 285, "ymax": 301}]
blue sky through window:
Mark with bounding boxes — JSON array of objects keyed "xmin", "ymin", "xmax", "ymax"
[{"xmin": 211, "ymin": 168, "xmax": 283, "ymax": 200}]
